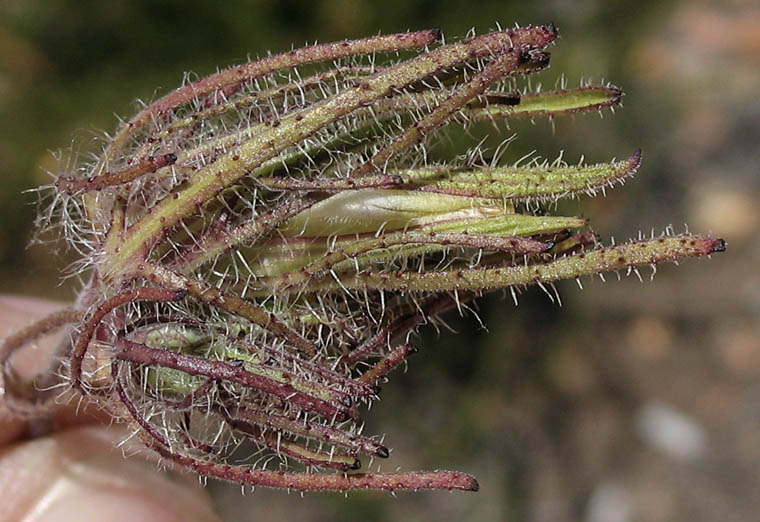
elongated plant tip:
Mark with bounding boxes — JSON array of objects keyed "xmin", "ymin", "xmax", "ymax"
[
  {"xmin": 431, "ymin": 28, "xmax": 443, "ymax": 42},
  {"xmin": 631, "ymin": 147, "xmax": 642, "ymax": 168},
  {"xmin": 354, "ymin": 471, "xmax": 480, "ymax": 491},
  {"xmin": 351, "ymin": 459, "xmax": 362, "ymax": 470},
  {"xmin": 686, "ymin": 235, "xmax": 728, "ymax": 256},
  {"xmin": 376, "ymin": 446, "xmax": 390, "ymax": 458}
]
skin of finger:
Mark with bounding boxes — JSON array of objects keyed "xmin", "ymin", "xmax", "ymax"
[{"xmin": 0, "ymin": 425, "xmax": 220, "ymax": 522}]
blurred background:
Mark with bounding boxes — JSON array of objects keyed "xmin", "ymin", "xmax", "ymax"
[{"xmin": 1, "ymin": 0, "xmax": 758, "ymax": 520}]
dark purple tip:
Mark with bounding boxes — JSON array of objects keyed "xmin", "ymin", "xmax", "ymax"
[
  {"xmin": 376, "ymin": 446, "xmax": 390, "ymax": 458},
  {"xmin": 712, "ymin": 238, "xmax": 727, "ymax": 253},
  {"xmin": 517, "ymin": 48, "xmax": 532, "ymax": 65},
  {"xmin": 351, "ymin": 458, "xmax": 362, "ymax": 470},
  {"xmin": 430, "ymin": 28, "xmax": 443, "ymax": 42},
  {"xmin": 609, "ymin": 85, "xmax": 624, "ymax": 98},
  {"xmin": 629, "ymin": 148, "xmax": 643, "ymax": 170}
]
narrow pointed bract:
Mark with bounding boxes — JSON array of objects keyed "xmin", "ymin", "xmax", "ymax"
[{"xmin": 2, "ymin": 24, "xmax": 723, "ymax": 493}]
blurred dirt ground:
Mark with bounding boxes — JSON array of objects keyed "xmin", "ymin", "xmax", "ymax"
[{"xmin": 1, "ymin": 1, "xmax": 758, "ymax": 520}]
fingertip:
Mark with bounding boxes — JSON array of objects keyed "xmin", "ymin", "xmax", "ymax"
[{"xmin": 1, "ymin": 426, "xmax": 220, "ymax": 522}]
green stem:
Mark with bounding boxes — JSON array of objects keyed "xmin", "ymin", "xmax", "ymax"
[{"xmin": 274, "ymin": 235, "xmax": 725, "ymax": 294}]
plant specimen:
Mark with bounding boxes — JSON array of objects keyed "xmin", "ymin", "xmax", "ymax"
[{"xmin": 0, "ymin": 24, "xmax": 724, "ymax": 493}]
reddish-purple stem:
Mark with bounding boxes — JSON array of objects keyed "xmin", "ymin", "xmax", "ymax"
[
  {"xmin": 341, "ymin": 293, "xmax": 463, "ymax": 366},
  {"xmin": 0, "ymin": 308, "xmax": 82, "ymax": 366},
  {"xmin": 226, "ymin": 404, "xmax": 389, "ymax": 458},
  {"xmin": 0, "ymin": 308, "xmax": 83, "ymax": 410},
  {"xmin": 253, "ymin": 341, "xmax": 378, "ymax": 398},
  {"xmin": 122, "ymin": 31, "xmax": 442, "ymax": 133},
  {"xmin": 117, "ymin": 358, "xmax": 454, "ymax": 492},
  {"xmin": 71, "ymin": 287, "xmax": 186, "ymax": 392},
  {"xmin": 154, "ymin": 443, "xmax": 479, "ymax": 492},
  {"xmin": 114, "ymin": 337, "xmax": 350, "ymax": 421},
  {"xmin": 56, "ymin": 153, "xmax": 177, "ymax": 194},
  {"xmin": 351, "ymin": 43, "xmax": 527, "ymax": 177},
  {"xmin": 112, "ymin": 359, "xmax": 177, "ymax": 447},
  {"xmin": 359, "ymin": 343, "xmax": 417, "ymax": 384},
  {"xmin": 222, "ymin": 413, "xmax": 361, "ymax": 471}
]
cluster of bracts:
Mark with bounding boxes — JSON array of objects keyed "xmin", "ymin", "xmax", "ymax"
[{"xmin": 0, "ymin": 24, "xmax": 723, "ymax": 492}]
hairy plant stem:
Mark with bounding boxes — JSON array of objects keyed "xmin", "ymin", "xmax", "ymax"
[{"xmin": 2, "ymin": 24, "xmax": 726, "ymax": 493}]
